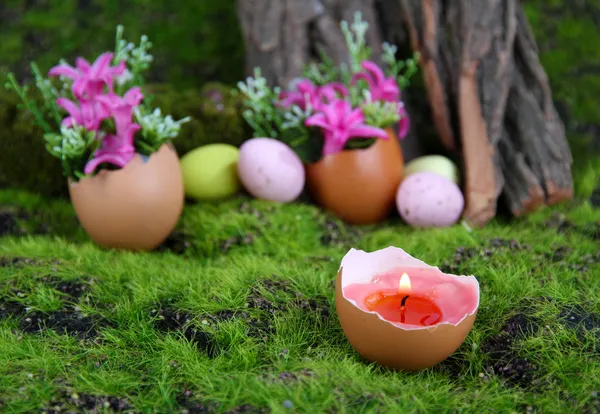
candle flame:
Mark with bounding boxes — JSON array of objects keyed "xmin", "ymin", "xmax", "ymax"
[{"xmin": 398, "ymin": 273, "xmax": 411, "ymax": 293}]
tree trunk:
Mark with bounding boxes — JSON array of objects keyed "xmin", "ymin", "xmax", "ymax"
[
  {"xmin": 400, "ymin": 0, "xmax": 573, "ymax": 226},
  {"xmin": 236, "ymin": 0, "xmax": 574, "ymax": 226}
]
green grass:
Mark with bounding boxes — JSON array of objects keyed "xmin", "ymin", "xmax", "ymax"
[
  {"xmin": 0, "ymin": 165, "xmax": 599, "ymax": 412},
  {"xmin": 1, "ymin": 1, "xmax": 599, "ymax": 410}
]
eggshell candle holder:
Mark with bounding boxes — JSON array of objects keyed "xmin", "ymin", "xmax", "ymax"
[{"xmin": 335, "ymin": 246, "xmax": 480, "ymax": 371}]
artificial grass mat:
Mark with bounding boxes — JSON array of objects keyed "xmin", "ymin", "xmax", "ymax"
[{"xmin": 0, "ymin": 185, "xmax": 598, "ymax": 413}]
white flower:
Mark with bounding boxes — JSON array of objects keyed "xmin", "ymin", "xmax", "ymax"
[
  {"xmin": 135, "ymin": 107, "xmax": 191, "ymax": 142},
  {"xmin": 116, "ymin": 69, "xmax": 134, "ymax": 86},
  {"xmin": 287, "ymin": 77, "xmax": 304, "ymax": 91}
]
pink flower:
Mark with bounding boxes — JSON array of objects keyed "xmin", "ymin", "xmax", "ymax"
[
  {"xmin": 83, "ymin": 143, "xmax": 136, "ymax": 175},
  {"xmin": 83, "ymin": 123, "xmax": 140, "ymax": 174},
  {"xmin": 96, "ymin": 87, "xmax": 144, "ymax": 137},
  {"xmin": 56, "ymin": 97, "xmax": 110, "ymax": 131},
  {"xmin": 83, "ymin": 87, "xmax": 144, "ymax": 174},
  {"xmin": 397, "ymin": 105, "xmax": 410, "ymax": 139},
  {"xmin": 352, "ymin": 61, "xmax": 412, "ymax": 139},
  {"xmin": 279, "ymin": 79, "xmax": 348, "ymax": 112},
  {"xmin": 351, "ymin": 61, "xmax": 400, "ymax": 102},
  {"xmin": 49, "ymin": 52, "xmax": 126, "ymax": 100},
  {"xmin": 305, "ymin": 99, "xmax": 389, "ymax": 156}
]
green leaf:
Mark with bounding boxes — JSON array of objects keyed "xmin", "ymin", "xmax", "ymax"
[
  {"xmin": 279, "ymin": 127, "xmax": 323, "ymax": 164},
  {"xmin": 344, "ymin": 137, "xmax": 376, "ymax": 150}
]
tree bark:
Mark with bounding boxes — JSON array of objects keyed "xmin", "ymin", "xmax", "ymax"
[
  {"xmin": 401, "ymin": 0, "xmax": 573, "ymax": 225},
  {"xmin": 236, "ymin": 0, "xmax": 574, "ymax": 226}
]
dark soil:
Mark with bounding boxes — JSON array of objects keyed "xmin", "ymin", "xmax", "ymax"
[
  {"xmin": 158, "ymin": 278, "xmax": 331, "ymax": 348},
  {"xmin": 42, "ymin": 386, "xmax": 132, "ymax": 413},
  {"xmin": 0, "ymin": 275, "xmax": 110, "ymax": 339},
  {"xmin": 433, "ymin": 349, "xmax": 470, "ymax": 378},
  {"xmin": 220, "ymin": 233, "xmax": 255, "ymax": 253},
  {"xmin": 537, "ymin": 243, "xmax": 600, "ymax": 273},
  {"xmin": 590, "ymin": 188, "xmax": 600, "ymax": 207},
  {"xmin": 0, "ymin": 207, "xmax": 66, "ymax": 237},
  {"xmin": 543, "ymin": 212, "xmax": 600, "ymax": 240},
  {"xmin": 319, "ymin": 215, "xmax": 363, "ymax": 247},
  {"xmin": 441, "ymin": 238, "xmax": 530, "ymax": 274},
  {"xmin": 0, "ymin": 299, "xmax": 26, "ymax": 316},
  {"xmin": 442, "ymin": 236, "xmax": 599, "ymax": 278},
  {"xmin": 150, "ymin": 307, "xmax": 219, "ymax": 358},
  {"xmin": 480, "ymin": 313, "xmax": 547, "ymax": 389},
  {"xmin": 333, "ymin": 391, "xmax": 384, "ymax": 413},
  {"xmin": 559, "ymin": 304, "xmax": 600, "ymax": 344},
  {"xmin": 237, "ymin": 201, "xmax": 271, "ymax": 225},
  {"xmin": 20, "ymin": 310, "xmax": 109, "ymax": 339},
  {"xmin": 582, "ymin": 391, "xmax": 600, "ymax": 414},
  {"xmin": 176, "ymin": 388, "xmax": 221, "ymax": 414},
  {"xmin": 0, "ymin": 209, "xmax": 21, "ymax": 236},
  {"xmin": 224, "ymin": 405, "xmax": 269, "ymax": 414},
  {"xmin": 176, "ymin": 388, "xmax": 269, "ymax": 414},
  {"xmin": 211, "ymin": 201, "xmax": 268, "ymax": 254},
  {"xmin": 155, "ymin": 231, "xmax": 195, "ymax": 255},
  {"xmin": 242, "ymin": 277, "xmax": 331, "ymax": 340},
  {"xmin": 41, "ymin": 275, "xmax": 94, "ymax": 300},
  {"xmin": 0, "ymin": 256, "xmax": 60, "ymax": 268},
  {"xmin": 259, "ymin": 368, "xmax": 314, "ymax": 384}
]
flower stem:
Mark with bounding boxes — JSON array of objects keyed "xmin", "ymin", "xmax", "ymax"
[{"xmin": 5, "ymin": 72, "xmax": 53, "ymax": 134}]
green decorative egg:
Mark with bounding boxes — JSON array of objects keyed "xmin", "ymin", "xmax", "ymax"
[
  {"xmin": 180, "ymin": 144, "xmax": 241, "ymax": 200},
  {"xmin": 404, "ymin": 155, "xmax": 460, "ymax": 184}
]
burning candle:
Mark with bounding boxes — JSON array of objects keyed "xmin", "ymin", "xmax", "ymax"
[
  {"xmin": 363, "ymin": 273, "xmax": 442, "ymax": 326},
  {"xmin": 335, "ymin": 247, "xmax": 480, "ymax": 371}
]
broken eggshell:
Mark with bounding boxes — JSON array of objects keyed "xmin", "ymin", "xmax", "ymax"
[{"xmin": 335, "ymin": 246, "xmax": 480, "ymax": 371}]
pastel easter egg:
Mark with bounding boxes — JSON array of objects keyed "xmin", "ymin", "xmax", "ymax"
[
  {"xmin": 180, "ymin": 144, "xmax": 241, "ymax": 200},
  {"xmin": 396, "ymin": 172, "xmax": 464, "ymax": 228},
  {"xmin": 404, "ymin": 155, "xmax": 460, "ymax": 184},
  {"xmin": 237, "ymin": 138, "xmax": 305, "ymax": 203}
]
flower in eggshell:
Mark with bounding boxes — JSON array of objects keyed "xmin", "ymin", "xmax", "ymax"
[
  {"xmin": 5, "ymin": 26, "xmax": 190, "ymax": 181},
  {"xmin": 49, "ymin": 52, "xmax": 126, "ymax": 100},
  {"xmin": 278, "ymin": 79, "xmax": 348, "ymax": 112},
  {"xmin": 351, "ymin": 61, "xmax": 410, "ymax": 139},
  {"xmin": 83, "ymin": 87, "xmax": 145, "ymax": 174},
  {"xmin": 235, "ymin": 12, "xmax": 419, "ymax": 164},
  {"xmin": 304, "ymin": 99, "xmax": 389, "ymax": 156}
]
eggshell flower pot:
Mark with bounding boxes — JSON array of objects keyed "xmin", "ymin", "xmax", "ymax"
[
  {"xmin": 68, "ymin": 143, "xmax": 184, "ymax": 251},
  {"xmin": 305, "ymin": 128, "xmax": 404, "ymax": 225}
]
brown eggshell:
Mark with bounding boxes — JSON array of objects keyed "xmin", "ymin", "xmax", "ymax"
[
  {"xmin": 336, "ymin": 272, "xmax": 476, "ymax": 371},
  {"xmin": 305, "ymin": 128, "xmax": 404, "ymax": 225},
  {"xmin": 68, "ymin": 143, "xmax": 184, "ymax": 251},
  {"xmin": 335, "ymin": 247, "xmax": 479, "ymax": 372}
]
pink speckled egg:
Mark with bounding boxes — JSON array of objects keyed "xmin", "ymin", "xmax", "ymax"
[
  {"xmin": 396, "ymin": 172, "xmax": 464, "ymax": 227},
  {"xmin": 237, "ymin": 138, "xmax": 305, "ymax": 203}
]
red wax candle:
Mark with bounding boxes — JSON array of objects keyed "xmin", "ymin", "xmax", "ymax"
[
  {"xmin": 364, "ymin": 290, "xmax": 442, "ymax": 326},
  {"xmin": 363, "ymin": 272, "xmax": 442, "ymax": 326}
]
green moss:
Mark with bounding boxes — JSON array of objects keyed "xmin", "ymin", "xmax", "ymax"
[
  {"xmin": 0, "ymin": 82, "xmax": 248, "ymax": 198},
  {"xmin": 0, "ymin": 89, "xmax": 66, "ymax": 197},
  {"xmin": 148, "ymin": 82, "xmax": 251, "ymax": 156},
  {"xmin": 0, "ymin": 187, "xmax": 599, "ymax": 411},
  {"xmin": 0, "ymin": 0, "xmax": 244, "ymax": 88}
]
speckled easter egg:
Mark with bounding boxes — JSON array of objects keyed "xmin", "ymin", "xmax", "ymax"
[
  {"xmin": 180, "ymin": 144, "xmax": 241, "ymax": 200},
  {"xmin": 396, "ymin": 172, "xmax": 464, "ymax": 228},
  {"xmin": 237, "ymin": 138, "xmax": 305, "ymax": 203},
  {"xmin": 404, "ymin": 155, "xmax": 460, "ymax": 184}
]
